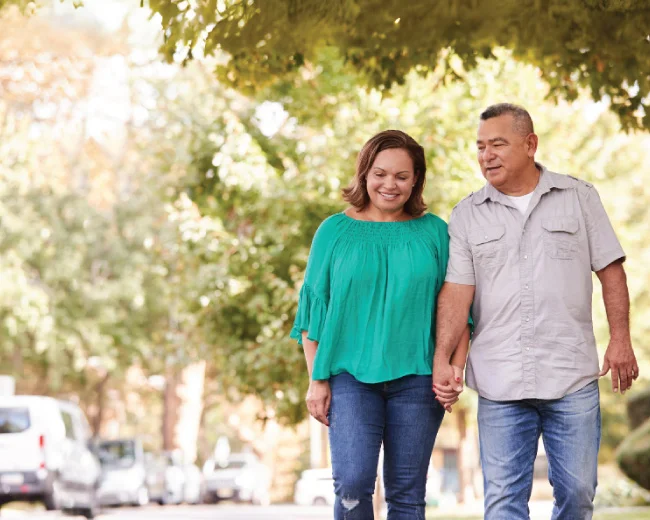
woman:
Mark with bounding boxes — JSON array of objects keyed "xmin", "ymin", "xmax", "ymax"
[{"xmin": 291, "ymin": 130, "xmax": 469, "ymax": 519}]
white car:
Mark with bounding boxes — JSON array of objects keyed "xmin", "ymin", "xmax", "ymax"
[
  {"xmin": 203, "ymin": 453, "xmax": 271, "ymax": 505},
  {"xmin": 181, "ymin": 463, "xmax": 203, "ymax": 504},
  {"xmin": 96, "ymin": 438, "xmax": 149, "ymax": 507},
  {"xmin": 294, "ymin": 468, "xmax": 335, "ymax": 506},
  {"xmin": 0, "ymin": 395, "xmax": 101, "ymax": 518}
]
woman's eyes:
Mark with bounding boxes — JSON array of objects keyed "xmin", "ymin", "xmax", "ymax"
[{"xmin": 373, "ymin": 172, "xmax": 408, "ymax": 180}]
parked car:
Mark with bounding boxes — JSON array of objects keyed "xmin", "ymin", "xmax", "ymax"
[
  {"xmin": 0, "ymin": 395, "xmax": 101, "ymax": 518},
  {"xmin": 162, "ymin": 450, "xmax": 186, "ymax": 505},
  {"xmin": 144, "ymin": 450, "xmax": 184, "ymax": 505},
  {"xmin": 181, "ymin": 463, "xmax": 203, "ymax": 504},
  {"xmin": 96, "ymin": 438, "xmax": 149, "ymax": 507},
  {"xmin": 143, "ymin": 452, "xmax": 167, "ymax": 504},
  {"xmin": 294, "ymin": 468, "xmax": 334, "ymax": 506},
  {"xmin": 203, "ymin": 453, "xmax": 271, "ymax": 505}
]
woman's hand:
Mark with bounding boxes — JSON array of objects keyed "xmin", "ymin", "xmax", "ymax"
[
  {"xmin": 306, "ymin": 380, "xmax": 331, "ymax": 426},
  {"xmin": 433, "ymin": 365, "xmax": 464, "ymax": 413}
]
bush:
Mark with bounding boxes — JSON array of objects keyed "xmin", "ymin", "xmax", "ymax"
[
  {"xmin": 628, "ymin": 386, "xmax": 650, "ymax": 431},
  {"xmin": 617, "ymin": 417, "xmax": 650, "ymax": 491}
]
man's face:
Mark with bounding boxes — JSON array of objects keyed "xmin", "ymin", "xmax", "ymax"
[{"xmin": 476, "ymin": 114, "xmax": 535, "ymax": 190}]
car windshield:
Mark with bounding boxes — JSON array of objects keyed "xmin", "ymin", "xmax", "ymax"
[
  {"xmin": 215, "ymin": 460, "xmax": 247, "ymax": 470},
  {"xmin": 98, "ymin": 440, "xmax": 137, "ymax": 468},
  {"xmin": 0, "ymin": 407, "xmax": 30, "ymax": 434}
]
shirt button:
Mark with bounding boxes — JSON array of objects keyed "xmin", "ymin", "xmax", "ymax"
[
  {"xmin": 526, "ymin": 317, "xmax": 530, "ymax": 322},
  {"xmin": 484, "ymin": 235, "xmax": 488, "ymax": 239},
  {"xmin": 524, "ymin": 255, "xmax": 528, "ymax": 259},
  {"xmin": 525, "ymin": 284, "xmax": 529, "ymax": 290},
  {"xmin": 526, "ymin": 347, "xmax": 530, "ymax": 351}
]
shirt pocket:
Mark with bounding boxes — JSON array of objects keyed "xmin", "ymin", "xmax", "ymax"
[
  {"xmin": 541, "ymin": 216, "xmax": 579, "ymax": 260},
  {"xmin": 469, "ymin": 225, "xmax": 507, "ymax": 268}
]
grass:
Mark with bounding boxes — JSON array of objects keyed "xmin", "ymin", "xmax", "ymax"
[{"xmin": 595, "ymin": 511, "xmax": 650, "ymax": 520}]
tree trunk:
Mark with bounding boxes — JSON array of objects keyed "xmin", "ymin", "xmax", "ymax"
[
  {"xmin": 373, "ymin": 476, "xmax": 383, "ymax": 519},
  {"xmin": 91, "ymin": 374, "xmax": 110, "ymax": 437},
  {"xmin": 162, "ymin": 367, "xmax": 179, "ymax": 451},
  {"xmin": 456, "ymin": 407, "xmax": 477, "ymax": 504},
  {"xmin": 373, "ymin": 448, "xmax": 384, "ymax": 518},
  {"xmin": 162, "ymin": 362, "xmax": 206, "ymax": 462}
]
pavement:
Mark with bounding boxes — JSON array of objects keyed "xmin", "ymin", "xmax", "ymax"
[{"xmin": 1, "ymin": 503, "xmax": 334, "ymax": 520}]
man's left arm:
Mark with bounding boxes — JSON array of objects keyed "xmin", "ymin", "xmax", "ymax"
[
  {"xmin": 596, "ymin": 261, "xmax": 638, "ymax": 393},
  {"xmin": 580, "ymin": 183, "xmax": 639, "ymax": 393}
]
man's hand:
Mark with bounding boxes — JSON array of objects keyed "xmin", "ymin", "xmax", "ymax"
[
  {"xmin": 599, "ymin": 338, "xmax": 639, "ymax": 394},
  {"xmin": 306, "ymin": 380, "xmax": 331, "ymax": 426},
  {"xmin": 433, "ymin": 362, "xmax": 463, "ymax": 412}
]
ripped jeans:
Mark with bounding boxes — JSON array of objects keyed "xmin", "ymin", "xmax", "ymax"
[{"xmin": 328, "ymin": 372, "xmax": 445, "ymax": 520}]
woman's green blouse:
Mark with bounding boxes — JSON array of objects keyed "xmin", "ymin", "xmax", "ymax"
[{"xmin": 291, "ymin": 212, "xmax": 451, "ymax": 383}]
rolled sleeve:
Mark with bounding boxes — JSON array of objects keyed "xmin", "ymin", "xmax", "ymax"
[
  {"xmin": 445, "ymin": 206, "xmax": 476, "ymax": 286},
  {"xmin": 581, "ymin": 185, "xmax": 626, "ymax": 272}
]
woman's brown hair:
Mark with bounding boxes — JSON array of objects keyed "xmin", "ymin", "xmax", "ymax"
[{"xmin": 342, "ymin": 130, "xmax": 427, "ymax": 216}]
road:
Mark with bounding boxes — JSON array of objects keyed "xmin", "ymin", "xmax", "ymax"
[{"xmin": 0, "ymin": 504, "xmax": 332, "ymax": 520}]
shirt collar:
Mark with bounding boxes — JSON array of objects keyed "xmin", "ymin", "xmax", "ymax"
[{"xmin": 472, "ymin": 163, "xmax": 569, "ymax": 205}]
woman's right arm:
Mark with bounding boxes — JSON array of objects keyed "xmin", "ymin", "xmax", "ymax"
[
  {"xmin": 292, "ymin": 216, "xmax": 340, "ymax": 426},
  {"xmin": 302, "ymin": 332, "xmax": 318, "ymax": 380},
  {"xmin": 302, "ymin": 332, "xmax": 331, "ymax": 426}
]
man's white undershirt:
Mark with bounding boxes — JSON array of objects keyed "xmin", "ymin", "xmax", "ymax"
[{"xmin": 505, "ymin": 192, "xmax": 534, "ymax": 215}]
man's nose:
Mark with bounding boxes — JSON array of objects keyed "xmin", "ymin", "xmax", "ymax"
[{"xmin": 481, "ymin": 147, "xmax": 496, "ymax": 162}]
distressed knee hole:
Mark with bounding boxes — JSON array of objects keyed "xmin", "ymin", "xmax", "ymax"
[{"xmin": 341, "ymin": 497, "xmax": 360, "ymax": 510}]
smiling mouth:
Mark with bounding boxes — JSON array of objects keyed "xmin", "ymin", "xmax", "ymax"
[
  {"xmin": 379, "ymin": 192, "xmax": 399, "ymax": 200},
  {"xmin": 486, "ymin": 166, "xmax": 501, "ymax": 173}
]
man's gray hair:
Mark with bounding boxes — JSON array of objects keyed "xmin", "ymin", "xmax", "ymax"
[{"xmin": 480, "ymin": 103, "xmax": 534, "ymax": 136}]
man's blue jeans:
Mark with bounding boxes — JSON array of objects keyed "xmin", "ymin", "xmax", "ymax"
[
  {"xmin": 328, "ymin": 372, "xmax": 445, "ymax": 520},
  {"xmin": 478, "ymin": 380, "xmax": 601, "ymax": 520}
]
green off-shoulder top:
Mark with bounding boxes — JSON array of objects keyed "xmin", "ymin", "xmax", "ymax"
[{"xmin": 291, "ymin": 212, "xmax": 452, "ymax": 383}]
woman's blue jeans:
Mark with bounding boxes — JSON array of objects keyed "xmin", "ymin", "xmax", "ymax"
[
  {"xmin": 478, "ymin": 380, "xmax": 601, "ymax": 520},
  {"xmin": 328, "ymin": 372, "xmax": 445, "ymax": 520}
]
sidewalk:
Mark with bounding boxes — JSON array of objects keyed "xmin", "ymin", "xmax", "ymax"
[{"xmin": 426, "ymin": 499, "xmax": 555, "ymax": 518}]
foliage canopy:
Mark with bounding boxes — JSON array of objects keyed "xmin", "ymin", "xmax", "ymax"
[{"xmin": 140, "ymin": 0, "xmax": 650, "ymax": 130}]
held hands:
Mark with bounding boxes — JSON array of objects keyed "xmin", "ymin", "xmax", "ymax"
[
  {"xmin": 433, "ymin": 362, "xmax": 464, "ymax": 413},
  {"xmin": 599, "ymin": 337, "xmax": 639, "ymax": 394},
  {"xmin": 306, "ymin": 380, "xmax": 331, "ymax": 426}
]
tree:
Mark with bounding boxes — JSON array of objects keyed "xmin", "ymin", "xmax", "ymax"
[
  {"xmin": 6, "ymin": 1, "xmax": 650, "ymax": 128},
  {"xmin": 142, "ymin": 0, "xmax": 650, "ymax": 131}
]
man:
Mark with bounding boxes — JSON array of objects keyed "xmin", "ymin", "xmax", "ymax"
[{"xmin": 433, "ymin": 103, "xmax": 639, "ymax": 519}]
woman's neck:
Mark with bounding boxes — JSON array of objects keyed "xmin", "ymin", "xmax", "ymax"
[{"xmin": 347, "ymin": 206, "xmax": 411, "ymax": 222}]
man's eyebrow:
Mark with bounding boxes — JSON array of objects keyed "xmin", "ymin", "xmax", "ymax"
[{"xmin": 476, "ymin": 137, "xmax": 509, "ymax": 145}]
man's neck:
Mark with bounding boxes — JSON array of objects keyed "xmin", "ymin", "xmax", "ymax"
[{"xmin": 498, "ymin": 164, "xmax": 540, "ymax": 196}]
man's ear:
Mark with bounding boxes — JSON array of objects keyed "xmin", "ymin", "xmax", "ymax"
[{"xmin": 526, "ymin": 133, "xmax": 539, "ymax": 158}]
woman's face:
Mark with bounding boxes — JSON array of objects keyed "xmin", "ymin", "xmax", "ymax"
[{"xmin": 365, "ymin": 148, "xmax": 416, "ymax": 215}]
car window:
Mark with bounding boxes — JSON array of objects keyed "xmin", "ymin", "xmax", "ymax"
[
  {"xmin": 217, "ymin": 460, "xmax": 246, "ymax": 470},
  {"xmin": 0, "ymin": 407, "xmax": 30, "ymax": 434},
  {"xmin": 60, "ymin": 410, "xmax": 76, "ymax": 440},
  {"xmin": 74, "ymin": 411, "xmax": 92, "ymax": 441},
  {"xmin": 98, "ymin": 440, "xmax": 137, "ymax": 468}
]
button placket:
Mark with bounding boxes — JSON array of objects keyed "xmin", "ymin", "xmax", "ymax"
[{"xmin": 520, "ymin": 218, "xmax": 536, "ymax": 397}]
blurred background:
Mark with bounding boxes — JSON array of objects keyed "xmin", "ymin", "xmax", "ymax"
[{"xmin": 0, "ymin": 0, "xmax": 648, "ymax": 518}]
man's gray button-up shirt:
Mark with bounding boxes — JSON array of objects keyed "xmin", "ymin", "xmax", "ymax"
[{"xmin": 445, "ymin": 164, "xmax": 625, "ymax": 401}]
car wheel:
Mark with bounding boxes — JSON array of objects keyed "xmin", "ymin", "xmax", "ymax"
[
  {"xmin": 44, "ymin": 477, "xmax": 62, "ymax": 511},
  {"xmin": 79, "ymin": 489, "xmax": 99, "ymax": 519},
  {"xmin": 313, "ymin": 496, "xmax": 327, "ymax": 506},
  {"xmin": 135, "ymin": 486, "xmax": 150, "ymax": 506}
]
